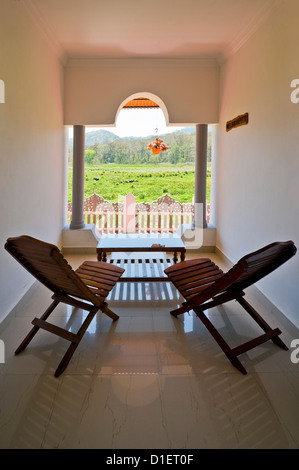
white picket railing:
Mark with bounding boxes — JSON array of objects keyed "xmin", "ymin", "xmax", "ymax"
[{"xmin": 68, "ymin": 193, "xmax": 210, "ymax": 234}]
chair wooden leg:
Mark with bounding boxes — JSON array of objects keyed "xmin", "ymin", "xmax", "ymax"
[
  {"xmin": 54, "ymin": 307, "xmax": 99, "ymax": 377},
  {"xmin": 237, "ymin": 297, "xmax": 288, "ymax": 350},
  {"xmin": 15, "ymin": 290, "xmax": 120, "ymax": 376},
  {"xmin": 15, "ymin": 299, "xmax": 59, "ymax": 355},
  {"xmin": 194, "ymin": 307, "xmax": 248, "ymax": 374},
  {"xmin": 170, "ymin": 303, "xmax": 190, "ymax": 317},
  {"xmin": 192, "ymin": 296, "xmax": 288, "ymax": 374},
  {"xmin": 55, "ymin": 342, "xmax": 79, "ymax": 377},
  {"xmin": 100, "ymin": 302, "xmax": 119, "ymax": 321},
  {"xmin": 228, "ymin": 356, "xmax": 247, "ymax": 375}
]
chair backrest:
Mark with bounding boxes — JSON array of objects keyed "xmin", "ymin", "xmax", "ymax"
[
  {"xmin": 186, "ymin": 240, "xmax": 296, "ymax": 309},
  {"xmin": 225, "ymin": 240, "xmax": 297, "ymax": 293},
  {"xmin": 5, "ymin": 235, "xmax": 97, "ymax": 303}
]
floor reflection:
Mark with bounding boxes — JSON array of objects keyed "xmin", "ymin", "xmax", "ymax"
[{"xmin": 0, "ymin": 252, "xmax": 298, "ymax": 449}]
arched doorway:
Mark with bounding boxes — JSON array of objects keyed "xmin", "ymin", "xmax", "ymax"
[
  {"xmin": 115, "ymin": 92, "xmax": 170, "ymax": 127},
  {"xmin": 67, "ymin": 93, "xmax": 210, "ymax": 242}
]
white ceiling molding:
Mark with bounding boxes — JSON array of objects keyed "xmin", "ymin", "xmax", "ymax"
[
  {"xmin": 19, "ymin": 0, "xmax": 66, "ymax": 63},
  {"xmin": 219, "ymin": 0, "xmax": 284, "ymax": 64}
]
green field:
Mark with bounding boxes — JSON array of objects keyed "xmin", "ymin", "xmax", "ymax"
[{"xmin": 68, "ymin": 164, "xmax": 211, "ymax": 204}]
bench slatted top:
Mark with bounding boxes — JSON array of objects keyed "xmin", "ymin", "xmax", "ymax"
[{"xmin": 97, "ymin": 233, "xmax": 186, "ymax": 250}]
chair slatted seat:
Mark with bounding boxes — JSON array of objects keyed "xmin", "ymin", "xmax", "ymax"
[
  {"xmin": 164, "ymin": 241, "xmax": 297, "ymax": 374},
  {"xmin": 5, "ymin": 235, "xmax": 125, "ymax": 377}
]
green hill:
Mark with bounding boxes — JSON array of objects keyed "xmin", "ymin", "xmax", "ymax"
[
  {"xmin": 69, "ymin": 127, "xmax": 196, "ymax": 150},
  {"xmin": 69, "ymin": 129, "xmax": 120, "ymax": 150},
  {"xmin": 68, "ymin": 126, "xmax": 213, "ymax": 165}
]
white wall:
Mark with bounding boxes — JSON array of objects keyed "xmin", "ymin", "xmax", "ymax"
[
  {"xmin": 0, "ymin": 1, "xmax": 65, "ymax": 324},
  {"xmin": 1, "ymin": 0, "xmax": 298, "ymax": 331},
  {"xmin": 64, "ymin": 59, "xmax": 219, "ymax": 126},
  {"xmin": 217, "ymin": 0, "xmax": 299, "ymax": 326}
]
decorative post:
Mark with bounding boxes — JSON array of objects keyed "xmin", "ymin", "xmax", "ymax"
[
  {"xmin": 123, "ymin": 193, "xmax": 136, "ymax": 233},
  {"xmin": 193, "ymin": 124, "xmax": 208, "ymax": 229},
  {"xmin": 70, "ymin": 125, "xmax": 85, "ymax": 229}
]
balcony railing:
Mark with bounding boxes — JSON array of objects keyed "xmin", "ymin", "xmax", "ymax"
[{"xmin": 67, "ymin": 193, "xmax": 210, "ymax": 234}]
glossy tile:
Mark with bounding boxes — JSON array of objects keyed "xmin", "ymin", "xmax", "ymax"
[{"xmin": 0, "ymin": 252, "xmax": 299, "ymax": 449}]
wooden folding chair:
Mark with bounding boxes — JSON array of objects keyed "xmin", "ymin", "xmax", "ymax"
[
  {"xmin": 164, "ymin": 241, "xmax": 297, "ymax": 374},
  {"xmin": 5, "ymin": 235, "xmax": 125, "ymax": 377}
]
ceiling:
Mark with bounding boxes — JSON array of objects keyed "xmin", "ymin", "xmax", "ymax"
[{"xmin": 22, "ymin": 0, "xmax": 277, "ymax": 63}]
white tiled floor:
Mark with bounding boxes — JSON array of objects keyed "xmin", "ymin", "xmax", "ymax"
[{"xmin": 0, "ymin": 252, "xmax": 299, "ymax": 449}]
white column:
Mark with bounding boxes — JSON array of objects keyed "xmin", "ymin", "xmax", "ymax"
[
  {"xmin": 70, "ymin": 125, "xmax": 85, "ymax": 229},
  {"xmin": 193, "ymin": 124, "xmax": 208, "ymax": 228},
  {"xmin": 0, "ymin": 79, "xmax": 5, "ymax": 103},
  {"xmin": 210, "ymin": 124, "xmax": 218, "ymax": 227}
]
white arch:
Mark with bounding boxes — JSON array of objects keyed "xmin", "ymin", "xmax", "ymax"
[
  {"xmin": 0, "ymin": 79, "xmax": 5, "ymax": 103},
  {"xmin": 115, "ymin": 92, "xmax": 170, "ymax": 126}
]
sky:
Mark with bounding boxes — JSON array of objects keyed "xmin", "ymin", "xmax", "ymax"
[
  {"xmin": 69, "ymin": 108, "xmax": 185, "ymax": 138},
  {"xmin": 112, "ymin": 108, "xmax": 184, "ymax": 138}
]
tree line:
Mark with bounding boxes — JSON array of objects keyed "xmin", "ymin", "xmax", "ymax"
[{"xmin": 81, "ymin": 130, "xmax": 211, "ymax": 166}]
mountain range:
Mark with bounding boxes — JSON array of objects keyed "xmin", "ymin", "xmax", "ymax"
[{"xmin": 69, "ymin": 127, "xmax": 195, "ymax": 150}]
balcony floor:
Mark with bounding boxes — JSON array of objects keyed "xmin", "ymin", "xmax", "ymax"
[{"xmin": 0, "ymin": 251, "xmax": 299, "ymax": 449}]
